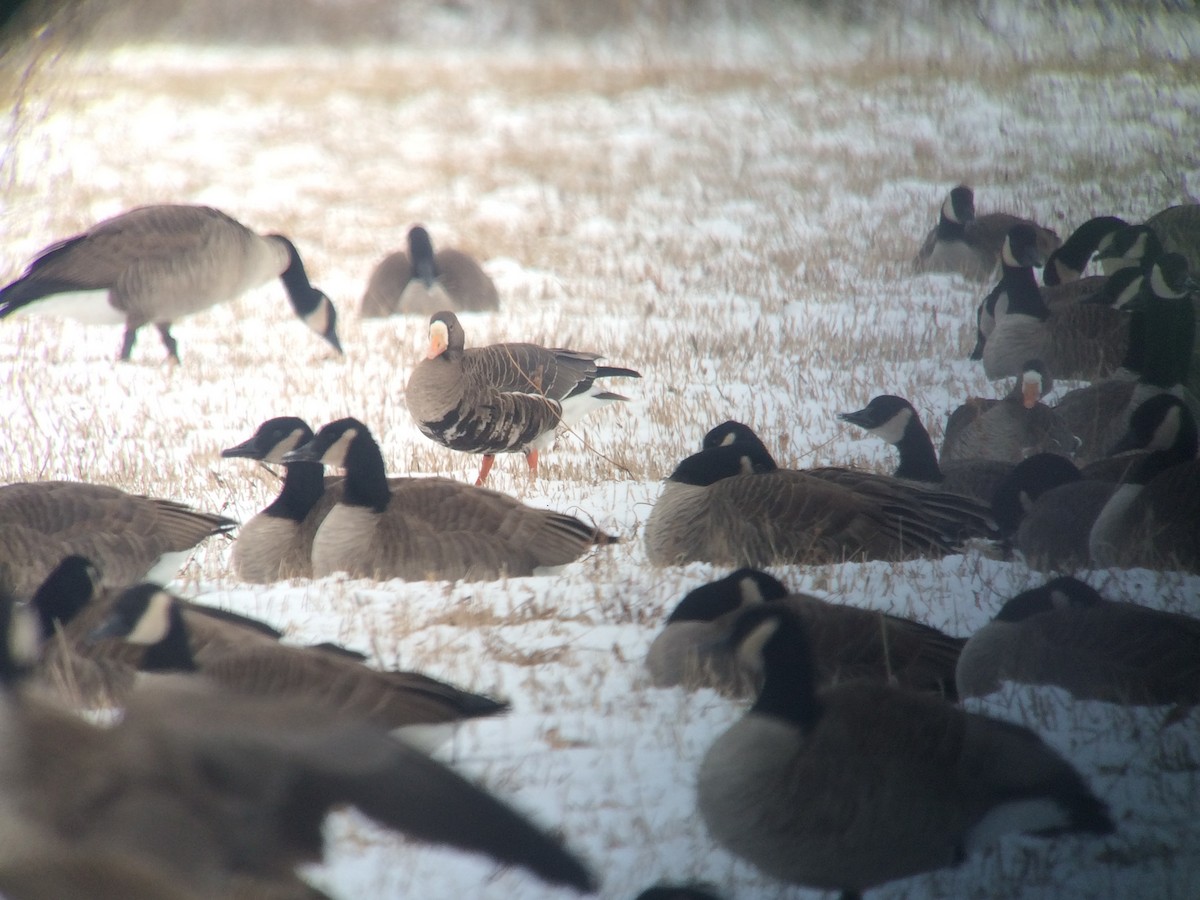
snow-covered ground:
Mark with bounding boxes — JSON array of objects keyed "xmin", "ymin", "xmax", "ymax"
[{"xmin": 2, "ymin": 6, "xmax": 1199, "ymax": 898}]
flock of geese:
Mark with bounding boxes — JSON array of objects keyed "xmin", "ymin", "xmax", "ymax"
[{"xmin": 0, "ymin": 189, "xmax": 1198, "ymax": 899}]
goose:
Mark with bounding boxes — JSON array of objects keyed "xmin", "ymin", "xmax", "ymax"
[
  {"xmin": 645, "ymin": 567, "xmax": 964, "ymax": 699},
  {"xmin": 1142, "ymin": 203, "xmax": 1200, "ymax": 273},
  {"xmin": 644, "ymin": 437, "xmax": 972, "ymax": 568},
  {"xmin": 836, "ymin": 396, "xmax": 1015, "ymax": 505},
  {"xmin": 980, "ymin": 225, "xmax": 1130, "ymax": 380},
  {"xmin": 701, "ymin": 419, "xmax": 998, "ymax": 540},
  {"xmin": 988, "ymin": 454, "xmax": 1115, "ymax": 571},
  {"xmin": 1089, "ymin": 394, "xmax": 1200, "ymax": 572},
  {"xmin": 635, "ymin": 886, "xmax": 724, "ymax": 900},
  {"xmin": 0, "ymin": 205, "xmax": 342, "ymax": 362},
  {"xmin": 360, "ymin": 224, "xmax": 499, "ymax": 318},
  {"xmin": 405, "ymin": 310, "xmax": 641, "ymax": 484},
  {"xmin": 1042, "ymin": 215, "xmax": 1130, "ymax": 285},
  {"xmin": 0, "ymin": 481, "xmax": 235, "ymax": 599},
  {"xmin": 939, "ymin": 361, "xmax": 1077, "ymax": 463},
  {"xmin": 913, "ymin": 184, "xmax": 1060, "ymax": 282},
  {"xmin": 88, "ymin": 583, "xmax": 511, "ymax": 742},
  {"xmin": 1096, "ymin": 223, "xmax": 1166, "ymax": 276},
  {"xmin": 0, "ymin": 593, "xmax": 595, "ymax": 897},
  {"xmin": 281, "ymin": 417, "xmax": 618, "ymax": 580},
  {"xmin": 957, "ymin": 576, "xmax": 1200, "ymax": 707},
  {"xmin": 697, "ymin": 603, "xmax": 1114, "ymax": 900}
]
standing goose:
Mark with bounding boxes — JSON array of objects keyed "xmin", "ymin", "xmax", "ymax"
[
  {"xmin": 0, "ymin": 594, "xmax": 595, "ymax": 897},
  {"xmin": 956, "ymin": 576, "xmax": 1200, "ymax": 706},
  {"xmin": 913, "ymin": 184, "xmax": 1060, "ymax": 282},
  {"xmin": 405, "ymin": 310, "xmax": 641, "ymax": 484},
  {"xmin": 0, "ymin": 481, "xmax": 235, "ymax": 599},
  {"xmin": 835, "ymin": 396, "xmax": 1015, "ymax": 505},
  {"xmin": 697, "ymin": 604, "xmax": 1114, "ymax": 900},
  {"xmin": 981, "ymin": 225, "xmax": 1131, "ymax": 380},
  {"xmin": 360, "ymin": 224, "xmax": 499, "ymax": 317},
  {"xmin": 644, "ymin": 437, "xmax": 968, "ymax": 568},
  {"xmin": 0, "ymin": 205, "xmax": 342, "ymax": 361},
  {"xmin": 1089, "ymin": 394, "xmax": 1200, "ymax": 572},
  {"xmin": 282, "ymin": 417, "xmax": 617, "ymax": 581},
  {"xmin": 645, "ymin": 567, "xmax": 965, "ymax": 699}
]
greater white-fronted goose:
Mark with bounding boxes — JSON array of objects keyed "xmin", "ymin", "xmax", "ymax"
[
  {"xmin": 980, "ymin": 225, "xmax": 1131, "ymax": 380},
  {"xmin": 405, "ymin": 310, "xmax": 640, "ymax": 484},
  {"xmin": 0, "ymin": 205, "xmax": 341, "ymax": 362},
  {"xmin": 697, "ymin": 604, "xmax": 1113, "ymax": 900},
  {"xmin": 645, "ymin": 567, "xmax": 964, "ymax": 699},
  {"xmin": 0, "ymin": 481, "xmax": 235, "ymax": 599},
  {"xmin": 913, "ymin": 184, "xmax": 1060, "ymax": 282},
  {"xmin": 701, "ymin": 419, "xmax": 998, "ymax": 541},
  {"xmin": 1089, "ymin": 394, "xmax": 1200, "ymax": 572},
  {"xmin": 836, "ymin": 396, "xmax": 1015, "ymax": 505},
  {"xmin": 0, "ymin": 593, "xmax": 595, "ymax": 897},
  {"xmin": 361, "ymin": 224, "xmax": 499, "ymax": 318},
  {"xmin": 644, "ymin": 433, "xmax": 977, "ymax": 568},
  {"xmin": 282, "ymin": 417, "xmax": 618, "ymax": 580},
  {"xmin": 87, "ymin": 583, "xmax": 511, "ymax": 739},
  {"xmin": 957, "ymin": 576, "xmax": 1200, "ymax": 707}
]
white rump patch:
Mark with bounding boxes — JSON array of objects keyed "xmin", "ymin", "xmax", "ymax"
[
  {"xmin": 12, "ymin": 289, "xmax": 124, "ymax": 324},
  {"xmin": 965, "ymin": 798, "xmax": 1071, "ymax": 853}
]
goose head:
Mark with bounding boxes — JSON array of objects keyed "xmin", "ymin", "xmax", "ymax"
[
  {"xmin": 272, "ymin": 235, "xmax": 342, "ymax": 355},
  {"xmin": 31, "ymin": 554, "xmax": 100, "ymax": 637},
  {"xmin": 667, "ymin": 443, "xmax": 777, "ymax": 487},
  {"xmin": 994, "ymin": 577, "xmax": 1104, "ymax": 623},
  {"xmin": 282, "ymin": 417, "xmax": 373, "ymax": 469},
  {"xmin": 667, "ymin": 568, "xmax": 788, "ymax": 625},
  {"xmin": 425, "ymin": 310, "xmax": 465, "ymax": 360},
  {"xmin": 407, "ymin": 225, "xmax": 439, "ymax": 288},
  {"xmin": 1001, "ymin": 224, "xmax": 1047, "ymax": 270},
  {"xmin": 222, "ymin": 417, "xmax": 315, "ymax": 464},
  {"xmin": 838, "ymin": 395, "xmax": 917, "ymax": 446}
]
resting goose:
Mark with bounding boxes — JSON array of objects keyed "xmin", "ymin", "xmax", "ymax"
[
  {"xmin": 1089, "ymin": 394, "xmax": 1200, "ymax": 572},
  {"xmin": 1041, "ymin": 215, "xmax": 1130, "ymax": 285},
  {"xmin": 957, "ymin": 576, "xmax": 1200, "ymax": 706},
  {"xmin": 0, "ymin": 205, "xmax": 341, "ymax": 361},
  {"xmin": 0, "ymin": 592, "xmax": 595, "ymax": 897},
  {"xmin": 697, "ymin": 604, "xmax": 1114, "ymax": 900},
  {"xmin": 836, "ymin": 396, "xmax": 1014, "ymax": 505},
  {"xmin": 0, "ymin": 481, "xmax": 235, "ymax": 599},
  {"xmin": 913, "ymin": 184, "xmax": 1060, "ymax": 282},
  {"xmin": 406, "ymin": 310, "xmax": 640, "ymax": 484},
  {"xmin": 361, "ymin": 225, "xmax": 499, "ymax": 317},
  {"xmin": 282, "ymin": 417, "xmax": 617, "ymax": 580},
  {"xmin": 645, "ymin": 567, "xmax": 964, "ymax": 699}
]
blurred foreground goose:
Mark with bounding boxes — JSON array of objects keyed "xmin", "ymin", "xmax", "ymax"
[
  {"xmin": 835, "ymin": 396, "xmax": 1013, "ymax": 505},
  {"xmin": 0, "ymin": 205, "xmax": 342, "ymax": 361},
  {"xmin": 0, "ymin": 481, "xmax": 235, "ymax": 599},
  {"xmin": 697, "ymin": 604, "xmax": 1114, "ymax": 900},
  {"xmin": 957, "ymin": 576, "xmax": 1200, "ymax": 706},
  {"xmin": 282, "ymin": 417, "xmax": 617, "ymax": 580},
  {"xmin": 405, "ymin": 310, "xmax": 641, "ymax": 484},
  {"xmin": 913, "ymin": 184, "xmax": 1060, "ymax": 282},
  {"xmin": 645, "ymin": 568, "xmax": 965, "ymax": 699},
  {"xmin": 88, "ymin": 583, "xmax": 510, "ymax": 740},
  {"xmin": 979, "ymin": 225, "xmax": 1130, "ymax": 380},
  {"xmin": 361, "ymin": 224, "xmax": 499, "ymax": 317},
  {"xmin": 1089, "ymin": 394, "xmax": 1200, "ymax": 572},
  {"xmin": 644, "ymin": 425, "xmax": 985, "ymax": 567},
  {"xmin": 0, "ymin": 593, "xmax": 595, "ymax": 897}
]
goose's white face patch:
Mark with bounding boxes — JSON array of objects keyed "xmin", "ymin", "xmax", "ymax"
[
  {"xmin": 264, "ymin": 427, "xmax": 308, "ymax": 464},
  {"xmin": 739, "ymin": 576, "xmax": 767, "ymax": 606},
  {"xmin": 321, "ymin": 428, "xmax": 359, "ymax": 467},
  {"xmin": 1001, "ymin": 239, "xmax": 1020, "ymax": 268},
  {"xmin": 126, "ymin": 590, "xmax": 175, "ymax": 646},
  {"xmin": 869, "ymin": 406, "xmax": 912, "ymax": 445},
  {"xmin": 1150, "ymin": 264, "xmax": 1185, "ymax": 300},
  {"xmin": 735, "ymin": 617, "xmax": 780, "ymax": 671},
  {"xmin": 1149, "ymin": 405, "xmax": 1181, "ymax": 452},
  {"xmin": 303, "ymin": 298, "xmax": 332, "ymax": 337},
  {"xmin": 942, "ymin": 195, "xmax": 960, "ymax": 224},
  {"xmin": 8, "ymin": 602, "xmax": 42, "ymax": 670},
  {"xmin": 719, "ymin": 432, "xmax": 737, "ymax": 447},
  {"xmin": 1111, "ymin": 274, "xmax": 1144, "ymax": 309}
]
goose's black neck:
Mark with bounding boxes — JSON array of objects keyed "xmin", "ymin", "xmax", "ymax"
[
  {"xmin": 892, "ymin": 415, "xmax": 944, "ymax": 483},
  {"xmin": 140, "ymin": 604, "xmax": 198, "ymax": 673},
  {"xmin": 1000, "ymin": 261, "xmax": 1048, "ymax": 319},
  {"xmin": 341, "ymin": 433, "xmax": 392, "ymax": 514},
  {"xmin": 264, "ymin": 461, "xmax": 326, "ymax": 522},
  {"xmin": 273, "ymin": 235, "xmax": 321, "ymax": 316},
  {"xmin": 750, "ymin": 611, "xmax": 823, "ymax": 731}
]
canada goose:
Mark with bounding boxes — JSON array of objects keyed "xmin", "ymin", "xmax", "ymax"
[
  {"xmin": 645, "ymin": 567, "xmax": 964, "ymax": 699},
  {"xmin": 980, "ymin": 225, "xmax": 1130, "ymax": 380},
  {"xmin": 836, "ymin": 395, "xmax": 1015, "ymax": 505},
  {"xmin": 0, "ymin": 480, "xmax": 235, "ymax": 599},
  {"xmin": 0, "ymin": 205, "xmax": 342, "ymax": 362},
  {"xmin": 1089, "ymin": 394, "xmax": 1200, "ymax": 572},
  {"xmin": 644, "ymin": 437, "xmax": 970, "ymax": 567},
  {"xmin": 360, "ymin": 225, "xmax": 500, "ymax": 318},
  {"xmin": 988, "ymin": 454, "xmax": 1116, "ymax": 571},
  {"xmin": 0, "ymin": 595, "xmax": 595, "ymax": 897},
  {"xmin": 281, "ymin": 417, "xmax": 617, "ymax": 580},
  {"xmin": 957, "ymin": 576, "xmax": 1200, "ymax": 707},
  {"xmin": 701, "ymin": 419, "xmax": 998, "ymax": 541},
  {"xmin": 1142, "ymin": 203, "xmax": 1200, "ymax": 273},
  {"xmin": 1042, "ymin": 215, "xmax": 1130, "ymax": 285},
  {"xmin": 913, "ymin": 184, "xmax": 1060, "ymax": 282},
  {"xmin": 1096, "ymin": 223, "xmax": 1166, "ymax": 276},
  {"xmin": 939, "ymin": 361, "xmax": 1076, "ymax": 463},
  {"xmin": 406, "ymin": 310, "xmax": 641, "ymax": 484},
  {"xmin": 697, "ymin": 603, "xmax": 1114, "ymax": 900}
]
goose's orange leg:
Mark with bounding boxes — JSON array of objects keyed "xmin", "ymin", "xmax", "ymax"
[{"xmin": 475, "ymin": 454, "xmax": 496, "ymax": 486}]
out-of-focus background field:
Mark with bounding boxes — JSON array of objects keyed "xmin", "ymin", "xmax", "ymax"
[{"xmin": 1, "ymin": 2, "xmax": 1198, "ymax": 898}]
